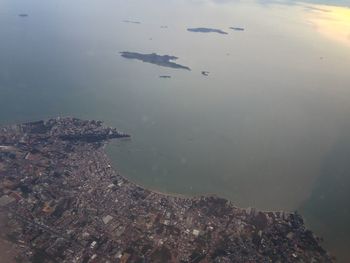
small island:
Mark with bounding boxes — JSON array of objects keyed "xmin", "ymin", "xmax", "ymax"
[
  {"xmin": 0, "ymin": 117, "xmax": 333, "ymax": 262},
  {"xmin": 120, "ymin": 51, "xmax": 191, "ymax": 70},
  {"xmin": 159, "ymin": 75, "xmax": 171, "ymax": 79},
  {"xmin": 18, "ymin": 14, "xmax": 29, "ymax": 17},
  {"xmin": 230, "ymin": 27, "xmax": 245, "ymax": 31},
  {"xmin": 122, "ymin": 20, "xmax": 141, "ymax": 24},
  {"xmin": 187, "ymin": 27, "xmax": 228, "ymax": 35}
]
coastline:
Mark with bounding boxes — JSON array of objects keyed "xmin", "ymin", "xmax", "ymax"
[
  {"xmin": 112, "ymin": 167, "xmax": 292, "ymax": 217},
  {"xmin": 104, "ymin": 145, "xmax": 296, "ymax": 216},
  {"xmin": 0, "ymin": 117, "xmax": 333, "ymax": 262}
]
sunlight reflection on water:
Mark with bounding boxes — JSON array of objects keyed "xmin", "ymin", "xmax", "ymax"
[{"xmin": 305, "ymin": 3, "xmax": 350, "ymax": 47}]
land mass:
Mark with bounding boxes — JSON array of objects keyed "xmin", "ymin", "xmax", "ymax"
[
  {"xmin": 0, "ymin": 118, "xmax": 333, "ymax": 262},
  {"xmin": 120, "ymin": 52, "xmax": 191, "ymax": 70},
  {"xmin": 187, "ymin": 28, "xmax": 228, "ymax": 35}
]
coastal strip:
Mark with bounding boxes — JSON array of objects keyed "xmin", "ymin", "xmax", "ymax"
[{"xmin": 0, "ymin": 117, "xmax": 333, "ymax": 262}]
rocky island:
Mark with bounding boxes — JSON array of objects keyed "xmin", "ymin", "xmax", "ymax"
[
  {"xmin": 120, "ymin": 52, "xmax": 191, "ymax": 71},
  {"xmin": 0, "ymin": 118, "xmax": 333, "ymax": 262},
  {"xmin": 187, "ymin": 28, "xmax": 228, "ymax": 35}
]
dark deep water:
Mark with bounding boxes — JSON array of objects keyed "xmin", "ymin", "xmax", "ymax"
[{"xmin": 0, "ymin": 0, "xmax": 350, "ymax": 261}]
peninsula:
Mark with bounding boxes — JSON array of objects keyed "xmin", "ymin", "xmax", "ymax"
[
  {"xmin": 0, "ymin": 118, "xmax": 333, "ymax": 262},
  {"xmin": 120, "ymin": 52, "xmax": 191, "ymax": 70},
  {"xmin": 187, "ymin": 28, "xmax": 228, "ymax": 35}
]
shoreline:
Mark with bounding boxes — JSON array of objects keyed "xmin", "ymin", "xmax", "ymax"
[
  {"xmin": 104, "ymin": 146, "xmax": 295, "ymax": 215},
  {"xmin": 113, "ymin": 168, "xmax": 294, "ymax": 216},
  {"xmin": 0, "ymin": 117, "xmax": 333, "ymax": 262}
]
